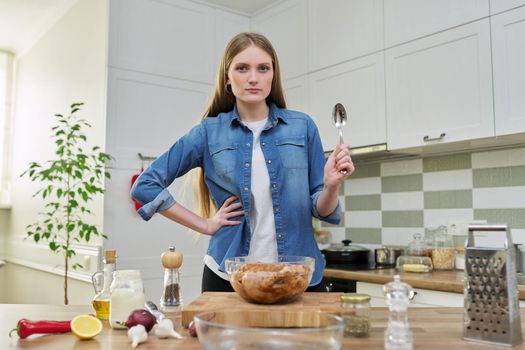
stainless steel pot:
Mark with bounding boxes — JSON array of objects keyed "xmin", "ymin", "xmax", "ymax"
[{"xmin": 375, "ymin": 247, "xmax": 404, "ymax": 268}]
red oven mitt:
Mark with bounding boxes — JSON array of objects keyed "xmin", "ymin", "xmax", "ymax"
[{"xmin": 130, "ymin": 168, "xmax": 143, "ymax": 211}]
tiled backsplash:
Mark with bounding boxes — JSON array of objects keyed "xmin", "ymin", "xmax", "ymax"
[{"xmin": 323, "ymin": 147, "xmax": 525, "ymax": 246}]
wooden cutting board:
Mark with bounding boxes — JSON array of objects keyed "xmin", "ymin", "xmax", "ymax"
[{"xmin": 181, "ymin": 292, "xmax": 347, "ymax": 327}]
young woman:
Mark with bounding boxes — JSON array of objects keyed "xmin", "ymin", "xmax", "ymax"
[{"xmin": 131, "ymin": 32, "xmax": 354, "ymax": 292}]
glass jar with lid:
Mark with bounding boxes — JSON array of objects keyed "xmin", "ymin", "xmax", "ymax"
[
  {"xmin": 340, "ymin": 293, "xmax": 371, "ymax": 338},
  {"xmin": 109, "ymin": 270, "xmax": 145, "ymax": 329},
  {"xmin": 431, "ymin": 227, "xmax": 455, "ymax": 270},
  {"xmin": 407, "ymin": 233, "xmax": 429, "ymax": 257}
]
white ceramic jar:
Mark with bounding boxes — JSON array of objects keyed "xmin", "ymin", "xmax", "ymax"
[{"xmin": 109, "ymin": 269, "xmax": 145, "ymax": 329}]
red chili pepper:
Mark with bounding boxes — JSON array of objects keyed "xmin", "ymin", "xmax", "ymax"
[{"xmin": 9, "ymin": 318, "xmax": 71, "ymax": 339}]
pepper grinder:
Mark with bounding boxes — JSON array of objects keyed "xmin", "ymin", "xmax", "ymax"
[
  {"xmin": 160, "ymin": 246, "xmax": 183, "ymax": 313},
  {"xmin": 383, "ymin": 275, "xmax": 414, "ymax": 350}
]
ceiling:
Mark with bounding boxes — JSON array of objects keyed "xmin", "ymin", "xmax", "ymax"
[{"xmin": 0, "ymin": 0, "xmax": 280, "ymax": 55}]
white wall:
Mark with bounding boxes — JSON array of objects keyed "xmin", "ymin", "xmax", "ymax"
[{"xmin": 1, "ymin": 0, "xmax": 108, "ymax": 304}]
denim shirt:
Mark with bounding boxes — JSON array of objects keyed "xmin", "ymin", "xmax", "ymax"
[{"xmin": 131, "ymin": 103, "xmax": 342, "ymax": 286}]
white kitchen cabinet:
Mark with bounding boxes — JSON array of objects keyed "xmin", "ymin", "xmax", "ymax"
[
  {"xmin": 109, "ymin": 0, "xmax": 215, "ymax": 83},
  {"xmin": 491, "ymin": 6, "xmax": 525, "ymax": 135},
  {"xmin": 308, "ymin": 0, "xmax": 383, "ymax": 71},
  {"xmin": 308, "ymin": 52, "xmax": 386, "ymax": 151},
  {"xmin": 357, "ymin": 282, "xmax": 464, "ymax": 307},
  {"xmin": 385, "ymin": 19, "xmax": 494, "ymax": 150},
  {"xmin": 490, "ymin": 0, "xmax": 525, "ymax": 15},
  {"xmin": 251, "ymin": 0, "xmax": 308, "ymax": 80},
  {"xmin": 214, "ymin": 9, "xmax": 250, "ymax": 71},
  {"xmin": 284, "ymin": 75, "xmax": 309, "ymax": 114},
  {"xmin": 384, "ymin": 0, "xmax": 489, "ymax": 48}
]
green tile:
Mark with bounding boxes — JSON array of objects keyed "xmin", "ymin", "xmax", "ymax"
[
  {"xmin": 339, "ymin": 181, "xmax": 344, "ymax": 196},
  {"xmin": 321, "ymin": 214, "xmax": 344, "ymax": 228},
  {"xmin": 351, "ymin": 163, "xmax": 380, "ymax": 179},
  {"xmin": 345, "ymin": 195, "xmax": 381, "ymax": 211},
  {"xmin": 473, "ymin": 166, "xmax": 525, "ymax": 188},
  {"xmin": 345, "ymin": 228, "xmax": 382, "ymax": 244},
  {"xmin": 423, "ymin": 153, "xmax": 471, "ymax": 172},
  {"xmin": 382, "ymin": 210, "xmax": 424, "ymax": 227},
  {"xmin": 474, "ymin": 209, "xmax": 525, "ymax": 229},
  {"xmin": 424, "ymin": 190, "xmax": 473, "ymax": 209},
  {"xmin": 382, "ymin": 174, "xmax": 423, "ymax": 193}
]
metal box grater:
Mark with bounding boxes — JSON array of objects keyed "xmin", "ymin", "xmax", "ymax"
[{"xmin": 463, "ymin": 224, "xmax": 522, "ymax": 347}]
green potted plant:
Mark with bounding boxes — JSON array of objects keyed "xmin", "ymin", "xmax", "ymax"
[{"xmin": 21, "ymin": 102, "xmax": 112, "ymax": 304}]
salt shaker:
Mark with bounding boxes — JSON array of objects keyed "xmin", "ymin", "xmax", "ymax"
[
  {"xmin": 383, "ymin": 275, "xmax": 414, "ymax": 350},
  {"xmin": 160, "ymin": 246, "xmax": 183, "ymax": 313}
]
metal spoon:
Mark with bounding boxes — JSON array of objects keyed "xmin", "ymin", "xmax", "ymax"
[{"xmin": 332, "ymin": 103, "xmax": 347, "ymax": 175}]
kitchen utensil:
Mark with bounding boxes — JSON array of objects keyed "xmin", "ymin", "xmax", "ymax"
[
  {"xmin": 463, "ymin": 224, "xmax": 522, "ymax": 347},
  {"xmin": 332, "ymin": 103, "xmax": 348, "ymax": 175},
  {"xmin": 225, "ymin": 256, "xmax": 314, "ymax": 304},
  {"xmin": 322, "ymin": 239, "xmax": 370, "ymax": 270},
  {"xmin": 181, "ymin": 291, "xmax": 345, "ymax": 327},
  {"xmin": 145, "ymin": 301, "xmax": 165, "ymax": 321},
  {"xmin": 193, "ymin": 310, "xmax": 344, "ymax": 350},
  {"xmin": 396, "ymin": 255, "xmax": 433, "ymax": 273},
  {"xmin": 374, "ymin": 247, "xmax": 404, "ymax": 269}
]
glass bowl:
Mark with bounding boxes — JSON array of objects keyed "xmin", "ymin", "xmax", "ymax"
[
  {"xmin": 194, "ymin": 310, "xmax": 344, "ymax": 350},
  {"xmin": 225, "ymin": 256, "xmax": 315, "ymax": 304},
  {"xmin": 396, "ymin": 255, "xmax": 433, "ymax": 273}
]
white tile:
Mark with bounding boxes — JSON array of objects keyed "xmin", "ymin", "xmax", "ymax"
[
  {"xmin": 327, "ymin": 227, "xmax": 346, "ymax": 244},
  {"xmin": 345, "ymin": 177, "xmax": 381, "ymax": 196},
  {"xmin": 381, "ymin": 228, "xmax": 423, "ymax": 246},
  {"xmin": 381, "ymin": 192, "xmax": 424, "ymax": 210},
  {"xmin": 511, "ymin": 229, "xmax": 525, "ymax": 245},
  {"xmin": 345, "ymin": 211, "xmax": 382, "ymax": 228},
  {"xmin": 472, "ymin": 147, "xmax": 525, "ymax": 169},
  {"xmin": 380, "ymin": 159, "xmax": 423, "ymax": 177},
  {"xmin": 473, "ymin": 187, "xmax": 525, "ymax": 209},
  {"xmin": 424, "ymin": 209, "xmax": 474, "ymax": 228},
  {"xmin": 423, "ymin": 169, "xmax": 473, "ymax": 191}
]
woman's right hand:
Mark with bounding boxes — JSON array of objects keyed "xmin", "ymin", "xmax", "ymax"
[{"xmin": 204, "ymin": 196, "xmax": 244, "ymax": 235}]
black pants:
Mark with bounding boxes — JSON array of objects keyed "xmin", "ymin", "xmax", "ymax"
[{"xmin": 201, "ymin": 265, "xmax": 327, "ymax": 293}]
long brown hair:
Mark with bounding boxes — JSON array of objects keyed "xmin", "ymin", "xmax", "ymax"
[{"xmin": 195, "ymin": 32, "xmax": 287, "ymax": 218}]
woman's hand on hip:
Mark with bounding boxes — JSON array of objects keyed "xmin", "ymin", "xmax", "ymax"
[
  {"xmin": 204, "ymin": 196, "xmax": 244, "ymax": 235},
  {"xmin": 324, "ymin": 143, "xmax": 354, "ymax": 190}
]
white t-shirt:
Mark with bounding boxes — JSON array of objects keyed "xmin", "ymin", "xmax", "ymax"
[{"xmin": 203, "ymin": 117, "xmax": 278, "ymax": 280}]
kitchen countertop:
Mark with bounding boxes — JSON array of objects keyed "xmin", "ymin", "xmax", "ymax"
[
  {"xmin": 324, "ymin": 268, "xmax": 525, "ymax": 299},
  {"xmin": 3, "ymin": 301, "xmax": 525, "ymax": 349}
]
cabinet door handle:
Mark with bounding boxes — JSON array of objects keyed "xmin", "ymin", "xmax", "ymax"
[{"xmin": 423, "ymin": 133, "xmax": 446, "ymax": 142}]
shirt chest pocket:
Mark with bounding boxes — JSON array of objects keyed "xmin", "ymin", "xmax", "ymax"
[
  {"xmin": 209, "ymin": 142, "xmax": 238, "ymax": 176},
  {"xmin": 275, "ymin": 136, "xmax": 307, "ymax": 169}
]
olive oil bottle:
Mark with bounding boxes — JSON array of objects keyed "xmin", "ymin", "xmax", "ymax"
[{"xmin": 91, "ymin": 249, "xmax": 117, "ymax": 320}]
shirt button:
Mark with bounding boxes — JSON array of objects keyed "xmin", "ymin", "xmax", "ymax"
[
  {"xmin": 275, "ymin": 207, "xmax": 280, "ymax": 213},
  {"xmin": 272, "ymin": 183, "xmax": 277, "ymax": 189},
  {"xmin": 261, "ymin": 142, "xmax": 266, "ymax": 146},
  {"xmin": 278, "ymin": 234, "xmax": 282, "ymax": 239},
  {"xmin": 244, "ymin": 187, "xmax": 249, "ymax": 191},
  {"xmin": 245, "ymin": 162, "xmax": 250, "ymax": 168},
  {"xmin": 246, "ymin": 143, "xmax": 251, "ymax": 147},
  {"xmin": 267, "ymin": 160, "xmax": 272, "ymax": 164}
]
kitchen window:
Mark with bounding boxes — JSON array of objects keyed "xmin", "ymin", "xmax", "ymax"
[{"xmin": 0, "ymin": 51, "xmax": 14, "ymax": 207}]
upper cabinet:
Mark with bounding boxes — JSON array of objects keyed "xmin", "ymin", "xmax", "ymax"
[
  {"xmin": 308, "ymin": 0, "xmax": 383, "ymax": 71},
  {"xmin": 251, "ymin": 0, "xmax": 308, "ymax": 80},
  {"xmin": 309, "ymin": 52, "xmax": 386, "ymax": 151},
  {"xmin": 490, "ymin": 0, "xmax": 525, "ymax": 15},
  {"xmin": 385, "ymin": 20, "xmax": 494, "ymax": 150},
  {"xmin": 492, "ymin": 6, "xmax": 525, "ymax": 135},
  {"xmin": 384, "ymin": 0, "xmax": 489, "ymax": 47}
]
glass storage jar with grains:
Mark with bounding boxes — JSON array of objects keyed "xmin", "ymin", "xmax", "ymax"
[
  {"xmin": 431, "ymin": 228, "xmax": 455, "ymax": 270},
  {"xmin": 340, "ymin": 293, "xmax": 371, "ymax": 338}
]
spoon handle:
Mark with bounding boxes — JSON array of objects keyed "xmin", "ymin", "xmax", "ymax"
[{"xmin": 337, "ymin": 129, "xmax": 347, "ymax": 175}]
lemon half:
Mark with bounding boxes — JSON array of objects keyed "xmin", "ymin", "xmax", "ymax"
[{"xmin": 71, "ymin": 314, "xmax": 103, "ymax": 340}]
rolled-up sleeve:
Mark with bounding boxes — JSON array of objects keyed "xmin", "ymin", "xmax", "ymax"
[{"xmin": 131, "ymin": 123, "xmax": 205, "ymax": 221}]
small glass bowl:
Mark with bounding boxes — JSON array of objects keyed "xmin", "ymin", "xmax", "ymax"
[
  {"xmin": 194, "ymin": 310, "xmax": 344, "ymax": 350},
  {"xmin": 225, "ymin": 256, "xmax": 315, "ymax": 304},
  {"xmin": 396, "ymin": 255, "xmax": 433, "ymax": 273}
]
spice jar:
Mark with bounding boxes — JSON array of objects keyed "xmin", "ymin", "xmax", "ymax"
[
  {"xmin": 407, "ymin": 233, "xmax": 429, "ymax": 257},
  {"xmin": 340, "ymin": 293, "xmax": 371, "ymax": 338},
  {"xmin": 160, "ymin": 246, "xmax": 183, "ymax": 313},
  {"xmin": 109, "ymin": 270, "xmax": 145, "ymax": 329},
  {"xmin": 431, "ymin": 228, "xmax": 455, "ymax": 270}
]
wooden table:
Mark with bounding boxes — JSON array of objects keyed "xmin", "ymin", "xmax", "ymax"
[
  {"xmin": 2, "ymin": 302, "xmax": 525, "ymax": 349},
  {"xmin": 324, "ymin": 268, "xmax": 525, "ymax": 299}
]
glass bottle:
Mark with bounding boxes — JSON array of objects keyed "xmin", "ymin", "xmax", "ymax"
[
  {"xmin": 91, "ymin": 249, "xmax": 117, "ymax": 320},
  {"xmin": 109, "ymin": 270, "xmax": 145, "ymax": 329},
  {"xmin": 431, "ymin": 227, "xmax": 455, "ymax": 270},
  {"xmin": 160, "ymin": 246, "xmax": 183, "ymax": 313},
  {"xmin": 383, "ymin": 275, "xmax": 414, "ymax": 350},
  {"xmin": 340, "ymin": 293, "xmax": 371, "ymax": 337},
  {"xmin": 407, "ymin": 233, "xmax": 429, "ymax": 257}
]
